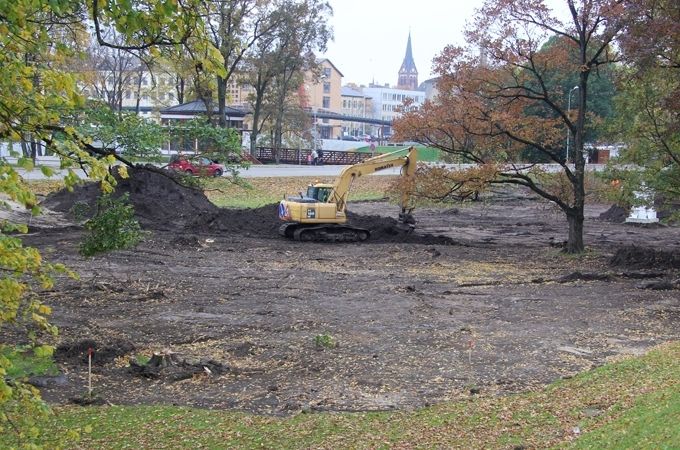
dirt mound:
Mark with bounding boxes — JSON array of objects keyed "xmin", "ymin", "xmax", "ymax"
[
  {"xmin": 128, "ymin": 353, "xmax": 228, "ymax": 382},
  {"xmin": 43, "ymin": 166, "xmax": 218, "ymax": 230},
  {"xmin": 42, "ymin": 166, "xmax": 459, "ymax": 245},
  {"xmin": 56, "ymin": 339, "xmax": 135, "ymax": 365},
  {"xmin": 599, "ymin": 204, "xmax": 628, "ymax": 223},
  {"xmin": 188, "ymin": 204, "xmax": 281, "ymax": 236},
  {"xmin": 187, "ymin": 205, "xmax": 458, "ymax": 244},
  {"xmin": 610, "ymin": 245, "xmax": 680, "ymax": 270},
  {"xmin": 347, "ymin": 212, "xmax": 460, "ymax": 245}
]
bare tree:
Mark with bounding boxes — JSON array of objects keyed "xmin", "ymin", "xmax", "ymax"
[
  {"xmin": 243, "ymin": 0, "xmax": 332, "ymax": 154},
  {"xmin": 195, "ymin": 0, "xmax": 284, "ymax": 127}
]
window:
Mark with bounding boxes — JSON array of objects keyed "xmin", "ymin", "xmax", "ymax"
[
  {"xmin": 323, "ymin": 82, "xmax": 331, "ymax": 94},
  {"xmin": 125, "ymin": 90, "xmax": 131, "ymax": 99},
  {"xmin": 322, "ymin": 96, "xmax": 330, "ymax": 109},
  {"xmin": 142, "ymin": 77, "xmax": 148, "ymax": 86},
  {"xmin": 323, "ymin": 67, "xmax": 331, "ymax": 78}
]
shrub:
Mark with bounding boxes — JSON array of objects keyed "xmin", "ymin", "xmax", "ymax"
[
  {"xmin": 80, "ymin": 193, "xmax": 144, "ymax": 256},
  {"xmin": 314, "ymin": 334, "xmax": 337, "ymax": 349}
]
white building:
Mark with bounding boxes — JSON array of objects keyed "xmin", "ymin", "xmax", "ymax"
[
  {"xmin": 418, "ymin": 77, "xmax": 440, "ymax": 102},
  {"xmin": 360, "ymin": 83, "xmax": 425, "ymax": 136},
  {"xmin": 341, "ymin": 86, "xmax": 372, "ymax": 137}
]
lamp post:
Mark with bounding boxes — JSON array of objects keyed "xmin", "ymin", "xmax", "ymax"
[
  {"xmin": 565, "ymin": 85, "xmax": 579, "ymax": 162},
  {"xmin": 313, "ymin": 73, "xmax": 327, "ymax": 147},
  {"xmin": 313, "ymin": 109, "xmax": 317, "ymax": 148}
]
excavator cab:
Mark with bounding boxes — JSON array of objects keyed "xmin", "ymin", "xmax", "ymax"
[{"xmin": 306, "ymin": 185, "xmax": 333, "ymax": 203}]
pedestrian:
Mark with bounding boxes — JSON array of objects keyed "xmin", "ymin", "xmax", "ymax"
[
  {"xmin": 311, "ymin": 149, "xmax": 318, "ymax": 166},
  {"xmin": 307, "ymin": 153, "xmax": 313, "ymax": 165},
  {"xmin": 317, "ymin": 149, "xmax": 324, "ymax": 165}
]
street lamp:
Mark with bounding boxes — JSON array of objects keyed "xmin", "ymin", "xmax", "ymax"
[
  {"xmin": 313, "ymin": 73, "xmax": 327, "ymax": 146},
  {"xmin": 565, "ymin": 85, "xmax": 579, "ymax": 162},
  {"xmin": 313, "ymin": 109, "xmax": 317, "ymax": 144}
]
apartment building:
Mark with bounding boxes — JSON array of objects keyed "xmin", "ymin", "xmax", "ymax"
[
  {"xmin": 340, "ymin": 86, "xmax": 372, "ymax": 137},
  {"xmin": 360, "ymin": 84, "xmax": 425, "ymax": 136},
  {"xmin": 303, "ymin": 59, "xmax": 343, "ymax": 139}
]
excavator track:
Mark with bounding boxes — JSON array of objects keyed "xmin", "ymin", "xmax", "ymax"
[{"xmin": 279, "ymin": 223, "xmax": 370, "ymax": 242}]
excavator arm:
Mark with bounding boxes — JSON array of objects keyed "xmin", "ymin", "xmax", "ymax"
[{"xmin": 330, "ymin": 146, "xmax": 418, "ymax": 215}]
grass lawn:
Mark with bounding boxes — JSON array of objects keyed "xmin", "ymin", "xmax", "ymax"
[
  {"xmin": 2, "ymin": 342, "xmax": 677, "ymax": 449},
  {"xmin": 204, "ymin": 175, "xmax": 400, "ymax": 209}
]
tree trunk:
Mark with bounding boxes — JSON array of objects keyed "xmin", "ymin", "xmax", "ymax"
[
  {"xmin": 217, "ymin": 76, "xmax": 227, "ymax": 128},
  {"xmin": 31, "ymin": 138, "xmax": 39, "ymax": 160},
  {"xmin": 20, "ymin": 137, "xmax": 29, "ymax": 158},
  {"xmin": 20, "ymin": 135, "xmax": 40, "ymax": 161},
  {"xmin": 273, "ymin": 90, "xmax": 287, "ymax": 157},
  {"xmin": 564, "ymin": 70, "xmax": 589, "ymax": 254},
  {"xmin": 134, "ymin": 70, "xmax": 143, "ymax": 115},
  {"xmin": 565, "ymin": 209, "xmax": 585, "ymax": 253},
  {"xmin": 250, "ymin": 73, "xmax": 269, "ymax": 156},
  {"xmin": 176, "ymin": 76, "xmax": 185, "ymax": 104},
  {"xmin": 273, "ymin": 105, "xmax": 285, "ymax": 163},
  {"xmin": 249, "ymin": 112, "xmax": 260, "ymax": 156}
]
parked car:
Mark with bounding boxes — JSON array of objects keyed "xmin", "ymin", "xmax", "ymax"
[{"xmin": 168, "ymin": 155, "xmax": 224, "ymax": 177}]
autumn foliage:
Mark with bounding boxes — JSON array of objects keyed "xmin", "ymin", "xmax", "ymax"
[{"xmin": 395, "ymin": 0, "xmax": 632, "ymax": 253}]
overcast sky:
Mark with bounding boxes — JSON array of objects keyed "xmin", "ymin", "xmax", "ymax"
[{"xmin": 323, "ymin": 0, "xmax": 570, "ymax": 88}]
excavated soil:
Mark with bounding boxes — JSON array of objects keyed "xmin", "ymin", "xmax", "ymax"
[
  {"xmin": 42, "ymin": 167, "xmax": 454, "ymax": 245},
  {"xmin": 11, "ymin": 167, "xmax": 680, "ymax": 414}
]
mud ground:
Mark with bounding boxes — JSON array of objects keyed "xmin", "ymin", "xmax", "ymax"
[{"xmin": 12, "ymin": 169, "xmax": 680, "ymax": 414}]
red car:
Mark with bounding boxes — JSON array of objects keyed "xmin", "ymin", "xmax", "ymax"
[{"xmin": 168, "ymin": 156, "xmax": 224, "ymax": 177}]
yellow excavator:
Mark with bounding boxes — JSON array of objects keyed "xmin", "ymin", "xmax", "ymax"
[{"xmin": 278, "ymin": 146, "xmax": 418, "ymax": 242}]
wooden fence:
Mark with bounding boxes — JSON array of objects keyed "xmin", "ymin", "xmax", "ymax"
[{"xmin": 255, "ymin": 147, "xmax": 372, "ymax": 165}]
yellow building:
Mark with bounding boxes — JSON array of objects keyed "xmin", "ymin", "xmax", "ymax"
[{"xmin": 304, "ymin": 59, "xmax": 343, "ymax": 139}]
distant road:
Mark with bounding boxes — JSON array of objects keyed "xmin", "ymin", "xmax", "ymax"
[
  {"xmin": 13, "ymin": 159, "xmax": 404, "ymax": 180},
  {"xmin": 12, "ymin": 156, "xmax": 606, "ymax": 180},
  {"xmin": 236, "ymin": 164, "xmax": 404, "ymax": 178}
]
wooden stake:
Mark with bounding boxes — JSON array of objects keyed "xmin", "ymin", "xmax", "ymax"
[{"xmin": 88, "ymin": 347, "xmax": 93, "ymax": 397}]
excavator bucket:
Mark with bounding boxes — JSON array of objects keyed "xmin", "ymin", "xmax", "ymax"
[{"xmin": 396, "ymin": 211, "xmax": 416, "ymax": 233}]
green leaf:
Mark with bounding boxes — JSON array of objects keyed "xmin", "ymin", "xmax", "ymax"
[
  {"xmin": 40, "ymin": 165, "xmax": 54, "ymax": 177},
  {"xmin": 17, "ymin": 157, "xmax": 34, "ymax": 171},
  {"xmin": 33, "ymin": 345, "xmax": 54, "ymax": 358}
]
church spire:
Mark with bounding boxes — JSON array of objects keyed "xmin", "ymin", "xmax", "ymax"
[{"xmin": 397, "ymin": 32, "xmax": 418, "ymax": 90}]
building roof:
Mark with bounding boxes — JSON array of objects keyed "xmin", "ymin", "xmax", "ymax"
[
  {"xmin": 399, "ymin": 32, "xmax": 418, "ymax": 74},
  {"xmin": 341, "ymin": 86, "xmax": 369, "ymax": 98},
  {"xmin": 319, "ymin": 58, "xmax": 344, "ymax": 78},
  {"xmin": 160, "ymin": 100, "xmax": 249, "ymax": 116},
  {"xmin": 418, "ymin": 77, "xmax": 439, "ymax": 90}
]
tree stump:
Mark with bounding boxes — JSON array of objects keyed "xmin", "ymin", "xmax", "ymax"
[{"xmin": 146, "ymin": 351, "xmax": 181, "ymax": 369}]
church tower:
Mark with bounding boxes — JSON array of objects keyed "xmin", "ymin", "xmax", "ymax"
[{"xmin": 397, "ymin": 32, "xmax": 418, "ymax": 90}]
